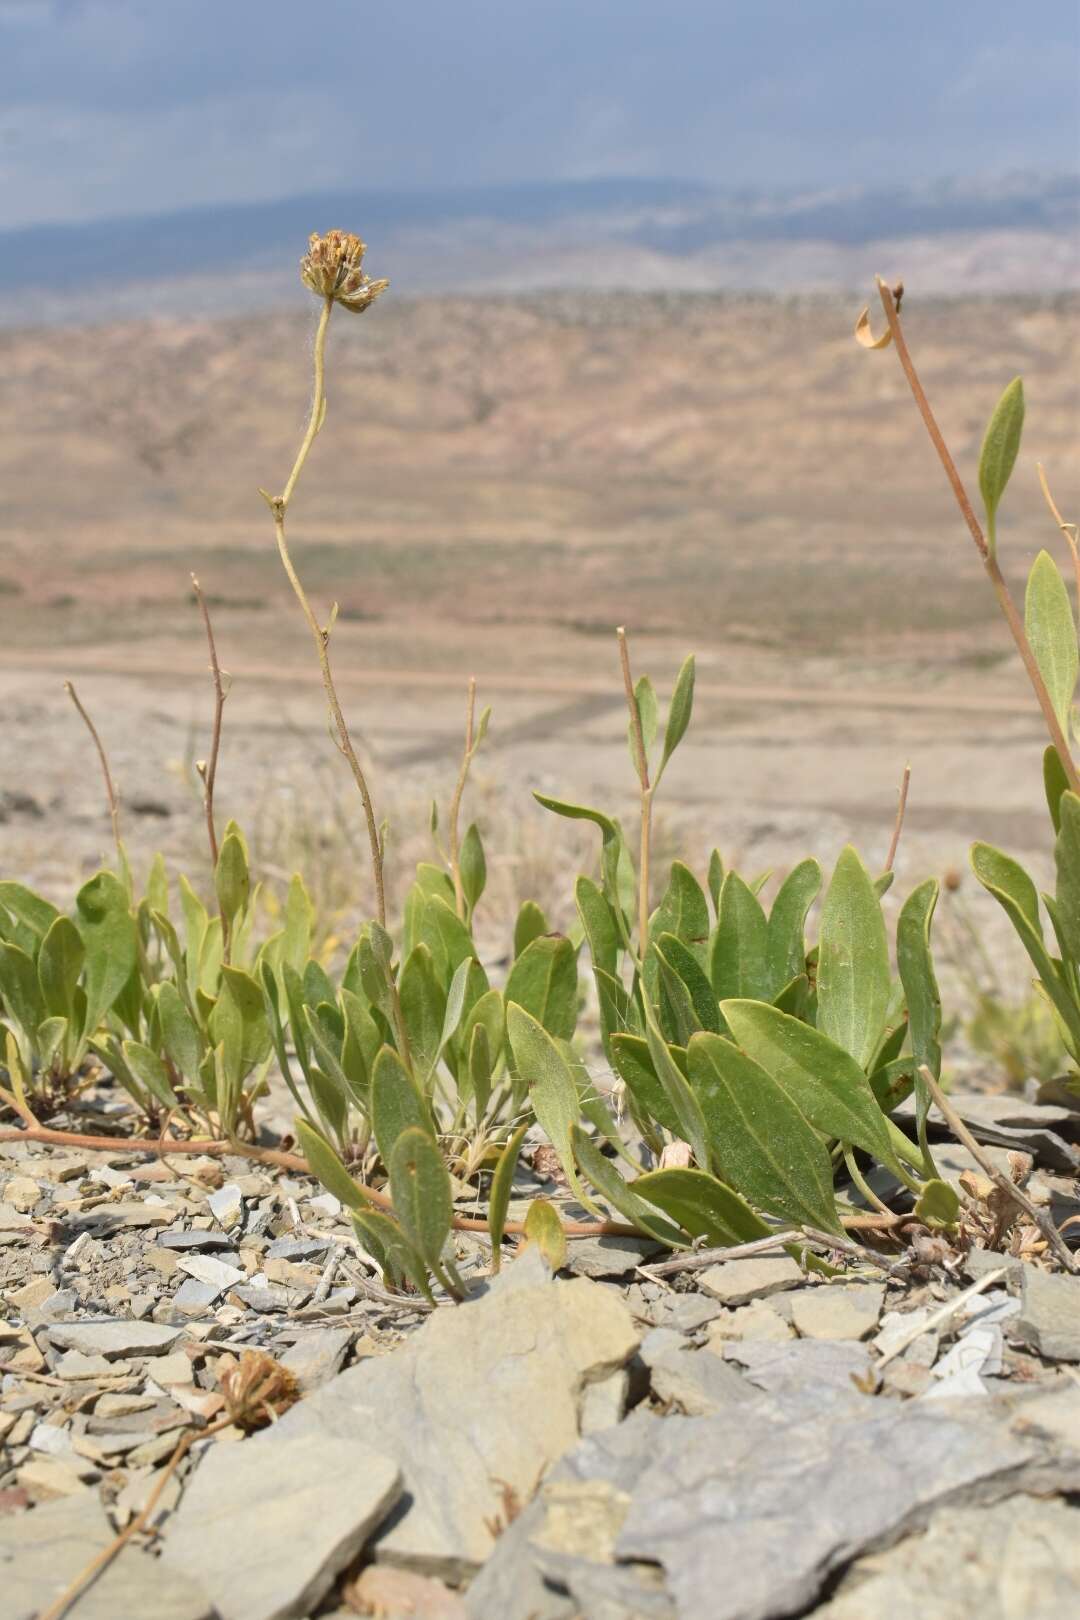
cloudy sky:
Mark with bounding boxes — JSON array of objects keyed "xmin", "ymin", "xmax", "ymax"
[{"xmin": 1, "ymin": 0, "xmax": 1077, "ymax": 228}]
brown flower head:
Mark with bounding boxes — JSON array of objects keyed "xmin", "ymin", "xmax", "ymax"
[
  {"xmin": 300, "ymin": 230, "xmax": 389, "ymax": 314},
  {"xmin": 217, "ymin": 1349, "xmax": 299, "ymax": 1432}
]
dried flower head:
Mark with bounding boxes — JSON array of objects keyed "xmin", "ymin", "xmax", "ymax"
[
  {"xmin": 300, "ymin": 230, "xmax": 389, "ymax": 314},
  {"xmin": 217, "ymin": 1349, "xmax": 299, "ymax": 1432}
]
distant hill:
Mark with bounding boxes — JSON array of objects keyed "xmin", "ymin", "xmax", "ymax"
[{"xmin": 2, "ymin": 173, "xmax": 1076, "ymax": 325}]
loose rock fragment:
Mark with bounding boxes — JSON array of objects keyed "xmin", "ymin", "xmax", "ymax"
[{"xmin": 697, "ymin": 1256, "xmax": 804, "ymax": 1307}]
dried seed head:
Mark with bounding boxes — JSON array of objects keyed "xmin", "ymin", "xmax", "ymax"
[
  {"xmin": 217, "ymin": 1349, "xmax": 299, "ymax": 1432},
  {"xmin": 300, "ymin": 230, "xmax": 389, "ymax": 314}
]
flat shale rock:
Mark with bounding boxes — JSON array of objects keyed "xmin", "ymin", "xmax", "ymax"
[
  {"xmin": 817, "ymin": 1494, "xmax": 1080, "ymax": 1619},
  {"xmin": 788, "ymin": 1283, "xmax": 884, "ymax": 1341},
  {"xmin": 640, "ymin": 1332, "xmax": 754, "ymax": 1416},
  {"xmin": 1012, "ymin": 1266, "xmax": 1080, "ymax": 1362},
  {"xmin": 47, "ymin": 1320, "xmax": 184, "ymax": 1359},
  {"xmin": 161, "ymin": 1432, "xmax": 400, "ymax": 1620},
  {"xmin": 562, "ymin": 1235, "xmax": 662, "ymax": 1278},
  {"xmin": 616, "ymin": 1388, "xmax": 1080, "ymax": 1620},
  {"xmin": 272, "ymin": 1266, "xmax": 640, "ymax": 1579},
  {"xmin": 0, "ymin": 1490, "xmax": 211, "ymax": 1620},
  {"xmin": 721, "ymin": 1337, "xmax": 873, "ymax": 1400},
  {"xmin": 697, "ymin": 1256, "xmax": 804, "ymax": 1307}
]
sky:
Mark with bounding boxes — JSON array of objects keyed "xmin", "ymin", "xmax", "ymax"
[{"xmin": 1, "ymin": 0, "xmax": 1077, "ymax": 229}]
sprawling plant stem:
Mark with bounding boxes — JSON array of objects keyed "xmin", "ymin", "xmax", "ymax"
[
  {"xmin": 872, "ymin": 279, "xmax": 1079, "ymax": 793},
  {"xmin": 264, "ymin": 295, "xmax": 387, "ymax": 926},
  {"xmin": 617, "ymin": 626, "xmax": 652, "ymax": 956}
]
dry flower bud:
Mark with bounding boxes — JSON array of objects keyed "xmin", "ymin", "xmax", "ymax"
[
  {"xmin": 217, "ymin": 1349, "xmax": 299, "ymax": 1432},
  {"xmin": 300, "ymin": 230, "xmax": 389, "ymax": 314}
]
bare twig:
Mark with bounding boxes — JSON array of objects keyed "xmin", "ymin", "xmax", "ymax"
[
  {"xmin": 448, "ymin": 675, "xmax": 478, "ymax": 920},
  {"xmin": 617, "ymin": 626, "xmax": 652, "ymax": 956},
  {"xmin": 859, "ymin": 279, "xmax": 1079, "ymax": 793},
  {"xmin": 260, "ymin": 295, "xmax": 386, "ymax": 926},
  {"xmin": 875, "ymin": 1265, "xmax": 1007, "ymax": 1369},
  {"xmin": 883, "ymin": 762, "xmax": 911, "ymax": 873},
  {"xmin": 64, "ymin": 680, "xmax": 122, "ymax": 860},
  {"xmin": 38, "ymin": 1415, "xmax": 232, "ymax": 1620},
  {"xmin": 919, "ymin": 1065, "xmax": 1079, "ymax": 1273},
  {"xmin": 639, "ymin": 1215, "xmax": 907, "ymax": 1280},
  {"xmin": 1036, "ymin": 461, "xmax": 1080, "ymax": 613},
  {"xmin": 190, "ymin": 574, "xmax": 227, "ymax": 869}
]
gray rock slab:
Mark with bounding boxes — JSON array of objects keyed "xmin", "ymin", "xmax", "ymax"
[
  {"xmin": 697, "ymin": 1256, "xmax": 804, "ymax": 1307},
  {"xmin": 176, "ymin": 1253, "xmax": 246, "ymax": 1290},
  {"xmin": 788, "ymin": 1282, "xmax": 884, "ymax": 1341},
  {"xmin": 48, "ymin": 1320, "xmax": 184, "ymax": 1359},
  {"xmin": 266, "ymin": 1235, "xmax": 332, "ymax": 1261},
  {"xmin": 1013, "ymin": 1266, "xmax": 1080, "ymax": 1361},
  {"xmin": 617, "ymin": 1391, "xmax": 1080, "ymax": 1620},
  {"xmin": 157, "ymin": 1230, "xmax": 238, "ymax": 1251},
  {"xmin": 818, "ymin": 1494, "xmax": 1080, "ymax": 1619},
  {"xmin": 273, "ymin": 1269, "xmax": 641, "ymax": 1579},
  {"xmin": 722, "ymin": 1337, "xmax": 874, "ymax": 1402},
  {"xmin": 465, "ymin": 1412, "xmax": 666, "ymax": 1620},
  {"xmin": 563, "ymin": 1236, "xmax": 663, "ymax": 1278},
  {"xmin": 640, "ymin": 1337, "xmax": 753, "ymax": 1416},
  {"xmin": 0, "ymin": 1490, "xmax": 212, "ymax": 1620},
  {"xmin": 161, "ymin": 1430, "xmax": 400, "ymax": 1620},
  {"xmin": 279, "ymin": 1326, "xmax": 354, "ymax": 1391},
  {"xmin": 173, "ymin": 1279, "xmax": 222, "ymax": 1313}
]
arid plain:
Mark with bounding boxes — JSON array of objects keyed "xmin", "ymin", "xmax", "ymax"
[{"xmin": 1, "ymin": 290, "xmax": 1078, "ymax": 1002}]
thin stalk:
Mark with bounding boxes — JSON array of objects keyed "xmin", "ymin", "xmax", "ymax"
[
  {"xmin": 1037, "ymin": 461, "xmax": 1080, "ymax": 615},
  {"xmin": 842, "ymin": 1144, "xmax": 897, "ymax": 1216},
  {"xmin": 617, "ymin": 626, "xmax": 652, "ymax": 957},
  {"xmin": 190, "ymin": 574, "xmax": 226, "ymax": 869},
  {"xmin": 883, "ymin": 762, "xmax": 911, "ymax": 873},
  {"xmin": 64, "ymin": 680, "xmax": 122, "ymax": 862},
  {"xmin": 448, "ymin": 675, "xmax": 477, "ymax": 920},
  {"xmin": 870, "ymin": 278, "xmax": 1079, "ymax": 792},
  {"xmin": 262, "ymin": 294, "xmax": 387, "ymax": 927}
]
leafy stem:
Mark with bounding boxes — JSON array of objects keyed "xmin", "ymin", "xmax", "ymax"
[
  {"xmin": 617, "ymin": 626, "xmax": 652, "ymax": 960},
  {"xmin": 448, "ymin": 675, "xmax": 477, "ymax": 920},
  {"xmin": 261, "ymin": 294, "xmax": 387, "ymax": 927},
  {"xmin": 866, "ymin": 277, "xmax": 1079, "ymax": 793}
]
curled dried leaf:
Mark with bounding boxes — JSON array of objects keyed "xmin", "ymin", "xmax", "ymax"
[
  {"xmin": 217, "ymin": 1349, "xmax": 299, "ymax": 1432},
  {"xmin": 854, "ymin": 304, "xmax": 892, "ymax": 350}
]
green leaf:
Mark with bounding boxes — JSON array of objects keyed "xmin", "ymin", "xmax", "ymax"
[
  {"xmin": 710, "ymin": 871, "xmax": 769, "ymax": 1001},
  {"xmin": 523, "ymin": 1198, "xmax": 567, "ymax": 1271},
  {"xmin": 978, "ymin": 376, "xmax": 1024, "ymax": 553},
  {"xmin": 214, "ymin": 825, "xmax": 251, "ymax": 928},
  {"xmin": 157, "ymin": 980, "xmax": 203, "ymax": 1080},
  {"xmin": 460, "ymin": 987, "xmax": 505, "ymax": 1084},
  {"xmin": 513, "ymin": 900, "xmax": 549, "ymax": 959},
  {"xmin": 816, "ymin": 846, "xmax": 891, "ymax": 1071},
  {"xmin": 533, "ymin": 793, "xmax": 626, "ymax": 912},
  {"xmin": 970, "ymin": 840, "xmax": 1080, "ymax": 1057},
  {"xmin": 610, "ymin": 1033, "xmax": 682, "ymax": 1137},
  {"xmin": 295, "ymin": 1119, "xmax": 378, "ymax": 1213},
  {"xmin": 533, "ymin": 792, "xmax": 618, "ymax": 843},
  {"xmin": 1045, "ymin": 746, "xmax": 1070, "ymax": 834},
  {"xmin": 656, "ymin": 933, "xmax": 720, "ymax": 1035},
  {"xmin": 460, "ymin": 823, "xmax": 487, "ymax": 914},
  {"xmin": 569, "ymin": 1124, "xmax": 686, "ymax": 1245},
  {"xmin": 1026, "ymin": 550, "xmax": 1078, "ymax": 735},
  {"xmin": 504, "ymin": 934, "xmax": 578, "ymax": 1041},
  {"xmin": 487, "ymin": 1120, "xmax": 529, "ymax": 1272},
  {"xmin": 214, "ymin": 965, "xmax": 271, "ymax": 1075},
  {"xmin": 370, "ymin": 1044, "xmax": 435, "ymax": 1169},
  {"xmin": 687, "ymin": 1032, "xmax": 843, "ymax": 1234},
  {"xmin": 0, "ymin": 943, "xmax": 46, "ymax": 1041},
  {"xmin": 351, "ymin": 1207, "xmax": 433, "ymax": 1301},
  {"xmin": 576, "ymin": 876, "xmax": 620, "ymax": 977},
  {"xmin": 658, "ymin": 654, "xmax": 695, "ymax": 778},
  {"xmin": 642, "ymin": 1002, "xmax": 710, "ymax": 1168},
  {"xmin": 506, "ymin": 1003, "xmax": 600, "ymax": 1216},
  {"xmin": 897, "ymin": 878, "xmax": 942, "ymax": 1145},
  {"xmin": 707, "ymin": 850, "xmax": 724, "ymax": 919},
  {"xmin": 628, "ymin": 674, "xmax": 659, "ymax": 773},
  {"xmin": 632, "ymin": 1166, "xmax": 771, "ymax": 1247},
  {"xmin": 1054, "ymin": 793, "xmax": 1080, "ymax": 967},
  {"xmin": 75, "ymin": 870, "xmax": 137, "ymax": 1035},
  {"xmin": 37, "ymin": 917, "xmax": 84, "ymax": 1026},
  {"xmin": 0, "ymin": 883, "xmax": 61, "ymax": 950},
  {"xmin": 721, "ymin": 999, "xmax": 899, "ymax": 1168},
  {"xmin": 121, "ymin": 1040, "xmax": 177, "ymax": 1109},
  {"xmin": 282, "ymin": 874, "xmax": 315, "ymax": 971},
  {"xmin": 389, "ymin": 1126, "xmax": 453, "ymax": 1274},
  {"xmin": 645, "ymin": 861, "xmax": 709, "ymax": 1007},
  {"xmin": 913, "ymin": 1178, "xmax": 961, "ymax": 1230},
  {"xmin": 398, "ymin": 944, "xmax": 447, "ymax": 1084},
  {"xmin": 766, "ymin": 859, "xmax": 821, "ymax": 996}
]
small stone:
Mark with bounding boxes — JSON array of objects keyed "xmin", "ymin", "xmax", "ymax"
[
  {"xmin": 16, "ymin": 1456, "xmax": 94, "ymax": 1499},
  {"xmin": 659, "ymin": 1294, "xmax": 726, "ymax": 1334},
  {"xmin": 95, "ymin": 1393, "xmax": 159, "ymax": 1417},
  {"xmin": 0, "ymin": 1203, "xmax": 31, "ymax": 1230},
  {"xmin": 150, "ymin": 1351, "xmax": 197, "ymax": 1386},
  {"xmin": 48, "ymin": 1321, "xmax": 185, "ymax": 1359},
  {"xmin": 177, "ymin": 1254, "xmax": 244, "ymax": 1293},
  {"xmin": 266, "ymin": 1236, "xmax": 332, "ymax": 1262},
  {"xmin": 5, "ymin": 1276, "xmax": 54, "ymax": 1311},
  {"xmin": 1013, "ymin": 1265, "xmax": 1080, "ymax": 1362},
  {"xmin": 563, "ymin": 1236, "xmax": 662, "ymax": 1278},
  {"xmin": 307, "ymin": 1192, "xmax": 341, "ymax": 1217},
  {"xmin": 3, "ymin": 1176, "xmax": 43, "ymax": 1213},
  {"xmin": 697, "ymin": 1256, "xmax": 805, "ymax": 1307},
  {"xmin": 173, "ymin": 1279, "xmax": 222, "ymax": 1315},
  {"xmin": 228, "ymin": 1284, "xmax": 295, "ymax": 1313},
  {"xmin": 145, "ymin": 1247, "xmax": 181, "ymax": 1279},
  {"xmin": 158, "ymin": 1230, "xmax": 238, "ymax": 1252},
  {"xmin": 705, "ymin": 1300, "xmax": 795, "ymax": 1345},
  {"xmin": 70, "ymin": 1201, "xmax": 176, "ymax": 1232},
  {"xmin": 52, "ymin": 1351, "xmax": 118, "ymax": 1380},
  {"xmin": 789, "ymin": 1283, "xmax": 884, "ymax": 1341},
  {"xmin": 207, "ymin": 1184, "xmax": 243, "ymax": 1231},
  {"xmin": 30, "ymin": 1422, "xmax": 74, "ymax": 1458},
  {"xmin": 280, "ymin": 1328, "xmax": 354, "ymax": 1392}
]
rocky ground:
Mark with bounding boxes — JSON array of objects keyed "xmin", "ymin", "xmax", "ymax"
[{"xmin": 2, "ymin": 1088, "xmax": 1080, "ymax": 1620}]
